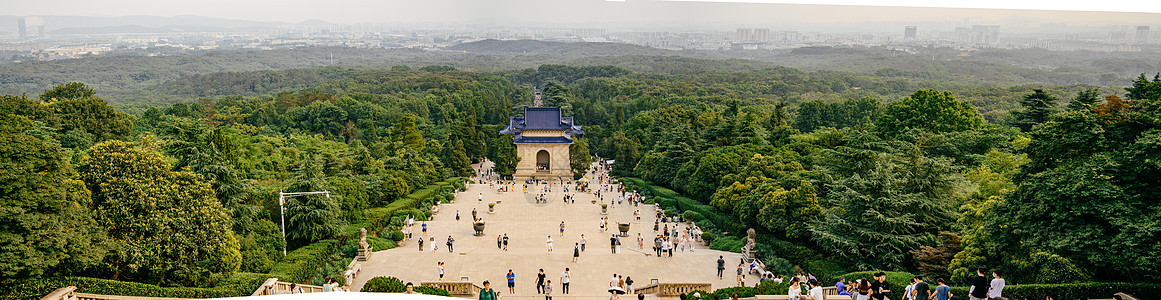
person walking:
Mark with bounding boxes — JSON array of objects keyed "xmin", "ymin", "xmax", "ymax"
[
  {"xmin": 717, "ymin": 256, "xmax": 726, "ymax": 279},
  {"xmin": 498, "ymin": 235, "xmax": 503, "ymax": 249},
  {"xmin": 537, "ymin": 269, "xmax": 547, "ymax": 294},
  {"xmin": 447, "ymin": 236, "xmax": 455, "ymax": 253},
  {"xmin": 933, "ymin": 278, "xmax": 951, "ymax": 300},
  {"xmin": 626, "ymin": 277, "xmax": 634, "ymax": 294},
  {"xmin": 855, "ymin": 278, "xmax": 871, "ymax": 300},
  {"xmin": 422, "ymin": 221, "xmax": 428, "ymax": 235},
  {"xmin": 457, "ymin": 210, "xmax": 461, "ymax": 221},
  {"xmin": 808, "ymin": 280, "xmax": 825, "ymax": 300},
  {"xmin": 503, "ymin": 234, "xmax": 509, "ymax": 251},
  {"xmin": 560, "ymin": 221, "xmax": 566, "ymax": 236},
  {"xmin": 871, "ymin": 272, "xmax": 891, "ymax": 300},
  {"xmin": 560, "ymin": 268, "xmax": 571, "ymax": 294},
  {"xmin": 904, "ymin": 278, "xmax": 917, "ymax": 300},
  {"xmin": 988, "ymin": 270, "xmax": 1005, "ymax": 300},
  {"xmin": 545, "ymin": 280, "xmax": 554, "ymax": 300},
  {"xmin": 573, "ymin": 243, "xmax": 581, "ymax": 263},
  {"xmin": 638, "ymin": 233, "xmax": 644, "ymax": 250},
  {"xmin": 737, "ymin": 262, "xmax": 746, "ymax": 287},
  {"xmin": 479, "ymin": 193, "xmax": 483, "ymax": 202},
  {"xmin": 610, "ymin": 235, "xmax": 618, "ymax": 253},
  {"xmin": 616, "ymin": 236, "xmax": 622, "ymax": 254},
  {"xmin": 437, "ymin": 262, "xmax": 445, "ymax": 280},
  {"xmin": 913, "ymin": 276, "xmax": 930, "ymax": 300},
  {"xmin": 507, "ymin": 269, "xmax": 516, "ymax": 294},
  {"xmin": 418, "ymin": 237, "xmax": 424, "ymax": 252},
  {"xmin": 547, "ymin": 236, "xmax": 554, "ymax": 253},
  {"xmin": 969, "ymin": 268, "xmax": 989, "ymax": 300},
  {"xmin": 581, "ymin": 234, "xmax": 586, "ymax": 252},
  {"xmin": 480, "ymin": 281, "xmax": 497, "ymax": 300},
  {"xmin": 473, "ymin": 208, "xmax": 479, "ymax": 221},
  {"xmin": 430, "ymin": 237, "xmax": 437, "ymax": 252}
]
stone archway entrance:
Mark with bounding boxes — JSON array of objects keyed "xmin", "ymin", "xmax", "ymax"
[{"xmin": 536, "ymin": 150, "xmax": 550, "ymax": 172}]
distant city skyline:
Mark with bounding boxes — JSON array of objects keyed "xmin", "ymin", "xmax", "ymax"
[{"xmin": 5, "ymin": 0, "xmax": 1161, "ymax": 33}]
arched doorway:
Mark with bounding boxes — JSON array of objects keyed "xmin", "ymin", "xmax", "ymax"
[{"xmin": 536, "ymin": 150, "xmax": 550, "ymax": 172}]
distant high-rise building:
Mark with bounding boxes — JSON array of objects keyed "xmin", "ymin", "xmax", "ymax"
[
  {"xmin": 736, "ymin": 28, "xmax": 752, "ymax": 42},
  {"xmin": 36, "ymin": 25, "xmax": 44, "ymax": 36},
  {"xmin": 755, "ymin": 28, "xmax": 769, "ymax": 42},
  {"xmin": 904, "ymin": 26, "xmax": 917, "ymax": 40},
  {"xmin": 16, "ymin": 18, "xmax": 26, "ymax": 38},
  {"xmin": 1138, "ymin": 26, "xmax": 1151, "ymax": 43},
  {"xmin": 735, "ymin": 28, "xmax": 769, "ymax": 42}
]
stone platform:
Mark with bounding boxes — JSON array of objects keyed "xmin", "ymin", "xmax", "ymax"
[{"xmin": 351, "ymin": 161, "xmax": 759, "ymax": 298}]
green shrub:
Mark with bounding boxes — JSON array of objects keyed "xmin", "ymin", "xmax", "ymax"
[
  {"xmin": 947, "ymin": 283, "xmax": 1161, "ymax": 300},
  {"xmin": 268, "ymin": 240, "xmax": 338, "ymax": 284},
  {"xmin": 1, "ymin": 277, "xmax": 240, "ymax": 300},
  {"xmin": 444, "ymin": 194, "xmax": 455, "ymax": 202},
  {"xmin": 368, "ymin": 236, "xmax": 396, "ymax": 250},
  {"xmin": 415, "ymin": 285, "xmax": 451, "ymax": 296},
  {"xmin": 755, "ymin": 280, "xmax": 791, "ymax": 295},
  {"xmin": 362, "ymin": 276, "xmax": 405, "ymax": 292},
  {"xmin": 710, "ymin": 236, "xmax": 744, "ymax": 253},
  {"xmin": 683, "ymin": 210, "xmax": 705, "ymax": 221},
  {"xmin": 712, "ymin": 286, "xmax": 758, "ymax": 298},
  {"xmin": 387, "ymin": 229, "xmax": 405, "ymax": 241},
  {"xmin": 701, "ymin": 231, "xmax": 715, "ymax": 243}
]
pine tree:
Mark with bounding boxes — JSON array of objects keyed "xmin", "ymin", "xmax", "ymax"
[{"xmin": 1011, "ymin": 89, "xmax": 1059, "ymax": 132}]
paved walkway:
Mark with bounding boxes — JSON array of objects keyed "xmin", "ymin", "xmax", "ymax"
[{"xmin": 352, "ymin": 161, "xmax": 758, "ymax": 298}]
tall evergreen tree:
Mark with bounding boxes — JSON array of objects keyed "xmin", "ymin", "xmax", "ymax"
[
  {"xmin": 1067, "ymin": 89, "xmax": 1103, "ymax": 111},
  {"xmin": 1011, "ymin": 89, "xmax": 1059, "ymax": 132}
]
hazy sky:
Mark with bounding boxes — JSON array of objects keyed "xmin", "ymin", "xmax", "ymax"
[{"xmin": 7, "ymin": 0, "xmax": 1161, "ymax": 30}]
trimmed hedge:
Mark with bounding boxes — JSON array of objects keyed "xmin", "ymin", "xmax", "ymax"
[
  {"xmin": 268, "ymin": 240, "xmax": 340, "ymax": 284},
  {"xmin": 415, "ymin": 285, "xmax": 452, "ymax": 296},
  {"xmin": 362, "ymin": 276, "xmax": 405, "ymax": 292},
  {"xmin": 1, "ymin": 277, "xmax": 238, "ymax": 300},
  {"xmin": 625, "ymin": 178, "xmax": 745, "ymax": 237},
  {"xmin": 948, "ymin": 283, "xmax": 1161, "ymax": 300}
]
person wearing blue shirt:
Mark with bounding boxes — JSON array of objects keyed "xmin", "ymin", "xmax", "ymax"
[{"xmin": 507, "ymin": 270, "xmax": 517, "ymax": 294}]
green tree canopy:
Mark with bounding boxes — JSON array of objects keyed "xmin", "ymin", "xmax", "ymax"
[
  {"xmin": 0, "ymin": 113, "xmax": 108, "ymax": 280},
  {"xmin": 876, "ymin": 89, "xmax": 982, "ymax": 136},
  {"xmin": 79, "ymin": 140, "xmax": 240, "ymax": 286}
]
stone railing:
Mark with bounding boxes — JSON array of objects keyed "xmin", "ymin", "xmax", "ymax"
[
  {"xmin": 632, "ymin": 283, "xmax": 711, "ymax": 296},
  {"xmin": 250, "ymin": 278, "xmax": 326, "ymax": 295},
  {"xmin": 41, "ymin": 286, "xmax": 190, "ymax": 300},
  {"xmin": 421, "ymin": 281, "xmax": 480, "ymax": 296},
  {"xmin": 632, "ymin": 284, "xmax": 658, "ymax": 294}
]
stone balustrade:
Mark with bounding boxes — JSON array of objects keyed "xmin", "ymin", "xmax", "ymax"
[
  {"xmin": 630, "ymin": 283, "xmax": 711, "ymax": 296},
  {"xmin": 250, "ymin": 278, "xmax": 325, "ymax": 295},
  {"xmin": 421, "ymin": 281, "xmax": 481, "ymax": 296}
]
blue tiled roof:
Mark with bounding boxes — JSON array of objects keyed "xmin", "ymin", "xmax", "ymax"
[{"xmin": 500, "ymin": 106, "xmax": 585, "ymax": 139}]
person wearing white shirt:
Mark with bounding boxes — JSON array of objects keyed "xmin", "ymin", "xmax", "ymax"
[
  {"xmin": 808, "ymin": 280, "xmax": 826, "ymax": 300},
  {"xmin": 560, "ymin": 268, "xmax": 571, "ymax": 294},
  {"xmin": 903, "ymin": 278, "xmax": 916, "ymax": 300},
  {"xmin": 547, "ymin": 236, "xmax": 554, "ymax": 253},
  {"xmin": 988, "ymin": 270, "xmax": 1006, "ymax": 300}
]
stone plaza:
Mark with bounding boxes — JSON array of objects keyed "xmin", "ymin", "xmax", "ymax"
[{"xmin": 350, "ymin": 161, "xmax": 761, "ymax": 298}]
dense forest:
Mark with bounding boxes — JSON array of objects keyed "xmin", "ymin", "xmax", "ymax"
[
  {"xmin": 4, "ymin": 41, "xmax": 1160, "ymax": 113},
  {"xmin": 2, "ymin": 43, "xmax": 1161, "ymax": 298}
]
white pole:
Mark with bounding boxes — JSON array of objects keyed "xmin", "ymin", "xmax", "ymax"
[{"xmin": 280, "ymin": 191, "xmax": 286, "ymax": 256}]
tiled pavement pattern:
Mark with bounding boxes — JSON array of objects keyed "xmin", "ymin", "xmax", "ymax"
[{"xmin": 351, "ymin": 161, "xmax": 759, "ymax": 298}]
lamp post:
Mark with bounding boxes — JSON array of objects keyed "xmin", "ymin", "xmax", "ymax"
[{"xmin": 279, "ymin": 190, "xmax": 331, "ymax": 256}]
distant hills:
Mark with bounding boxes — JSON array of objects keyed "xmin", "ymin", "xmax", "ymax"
[{"xmin": 446, "ymin": 39, "xmax": 689, "ymax": 57}]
